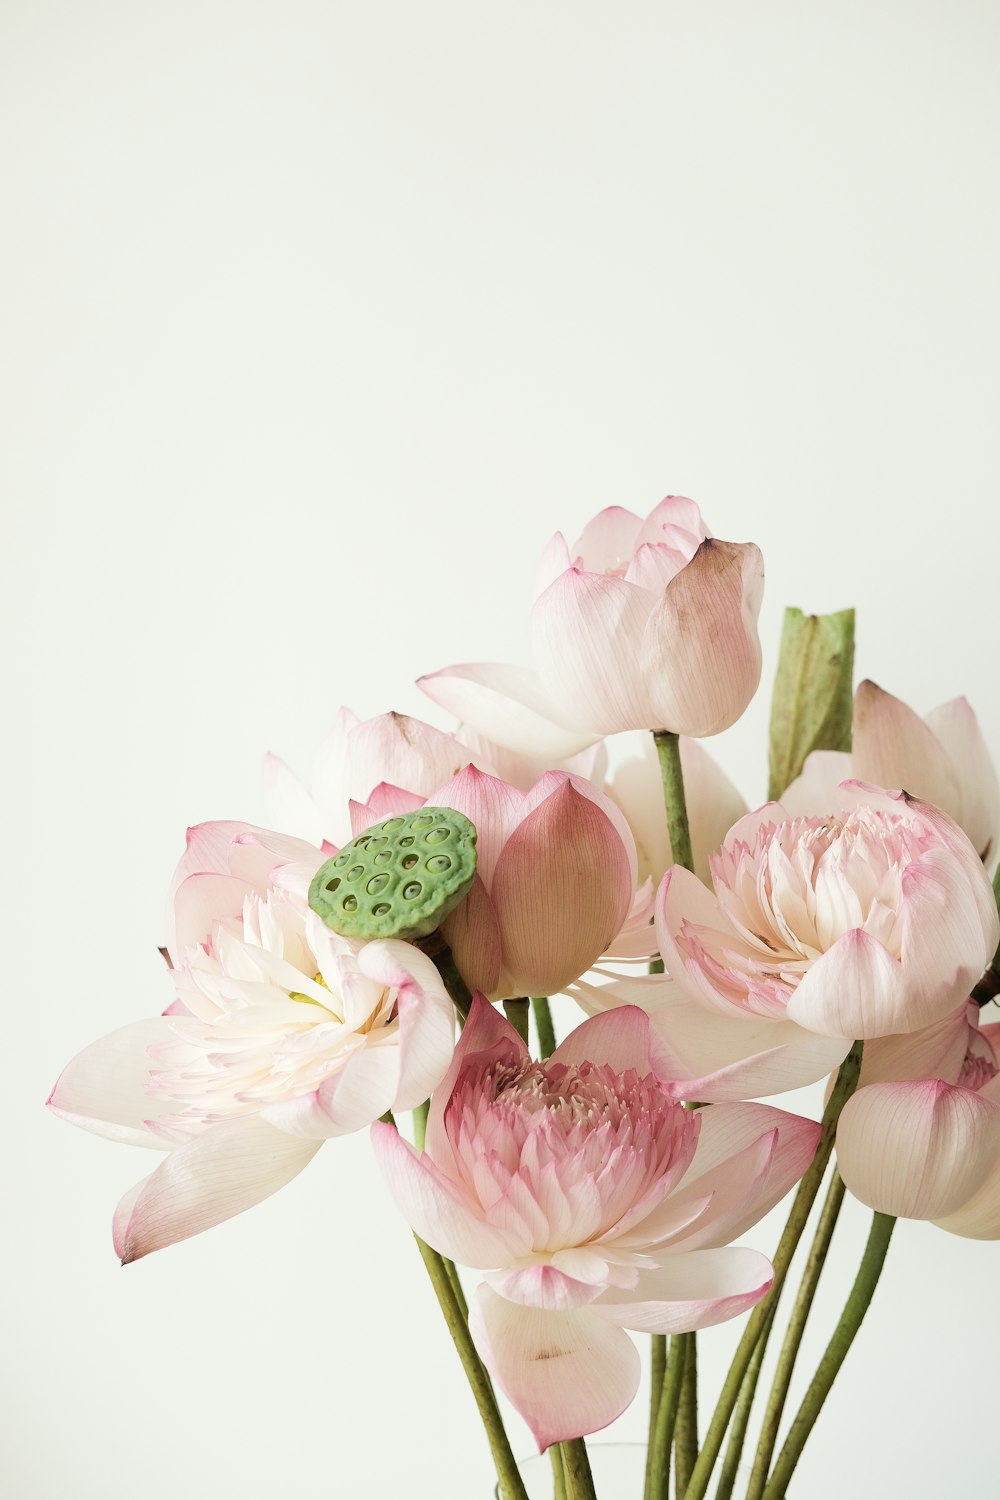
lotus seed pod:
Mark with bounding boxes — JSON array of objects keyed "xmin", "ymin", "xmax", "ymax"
[{"xmin": 308, "ymin": 807, "xmax": 478, "ymax": 941}]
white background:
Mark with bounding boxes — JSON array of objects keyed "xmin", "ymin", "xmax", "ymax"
[{"xmin": 4, "ymin": 3, "xmax": 998, "ymax": 1496}]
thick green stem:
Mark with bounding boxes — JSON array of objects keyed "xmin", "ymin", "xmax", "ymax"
[
  {"xmin": 646, "ymin": 1334, "xmax": 668, "ymax": 1494},
  {"xmin": 548, "ymin": 1444, "xmax": 568, "ymax": 1500},
  {"xmin": 645, "ymin": 1334, "xmax": 688, "ymax": 1500},
  {"xmin": 560, "ymin": 1439, "xmax": 598, "ymax": 1500},
  {"xmin": 746, "ymin": 1168, "xmax": 847, "ymax": 1499},
  {"xmin": 674, "ymin": 1332, "xmax": 699, "ymax": 1496},
  {"xmin": 761, "ymin": 1213, "xmax": 896, "ymax": 1500},
  {"xmin": 713, "ymin": 1311, "xmax": 774, "ymax": 1500},
  {"xmin": 681, "ymin": 1041, "xmax": 864, "ymax": 1500},
  {"xmin": 412, "ymin": 1098, "xmax": 429, "ymax": 1152},
  {"xmin": 532, "ymin": 996, "xmax": 558, "ymax": 1058},
  {"xmin": 652, "ymin": 731, "xmax": 694, "ymax": 874},
  {"xmin": 428, "ymin": 940, "xmax": 474, "ymax": 1023},
  {"xmin": 413, "ymin": 1233, "xmax": 528, "ymax": 1500},
  {"xmin": 503, "ymin": 997, "xmax": 530, "ymax": 1047}
]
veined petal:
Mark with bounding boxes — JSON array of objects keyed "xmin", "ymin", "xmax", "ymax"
[
  {"xmin": 314, "ymin": 1041, "xmax": 401, "ymax": 1134},
  {"xmin": 532, "ymin": 570, "xmax": 655, "ymax": 734},
  {"xmin": 786, "ymin": 929, "xmax": 904, "ymax": 1039},
  {"xmin": 642, "ymin": 540, "xmax": 764, "ymax": 737},
  {"xmin": 171, "ymin": 872, "xmax": 252, "ymax": 961},
  {"xmin": 924, "ymin": 697, "xmax": 1000, "ymax": 863},
  {"xmin": 570, "ymin": 505, "xmax": 644, "ymax": 574},
  {"xmin": 418, "ymin": 662, "xmax": 597, "ymax": 759},
  {"xmin": 46, "ymin": 1019, "xmax": 180, "ymax": 1148},
  {"xmin": 837, "ymin": 1080, "xmax": 1000, "ymax": 1219},
  {"xmin": 371, "ymin": 1121, "xmax": 521, "ymax": 1266},
  {"xmin": 429, "ymin": 764, "xmax": 525, "ymax": 888},
  {"xmin": 486, "ymin": 1264, "xmax": 604, "ymax": 1311},
  {"xmin": 492, "ymin": 780, "xmax": 633, "ymax": 997},
  {"xmin": 853, "ymin": 681, "xmax": 962, "ymax": 825},
  {"xmin": 440, "ymin": 876, "xmax": 504, "ymax": 998},
  {"xmin": 934, "ymin": 1156, "xmax": 1000, "ymax": 1239},
  {"xmin": 591, "ymin": 1247, "xmax": 772, "ymax": 1334},
  {"xmin": 549, "ymin": 1005, "xmax": 661, "ymax": 1080},
  {"xmin": 781, "ymin": 750, "xmax": 854, "ymax": 818},
  {"xmin": 424, "ymin": 996, "xmax": 528, "ymax": 1179},
  {"xmin": 860, "ymin": 1004, "xmax": 974, "ymax": 1088},
  {"xmin": 114, "ymin": 1116, "xmax": 322, "ymax": 1262},
  {"xmin": 470, "ymin": 1285, "xmax": 641, "ymax": 1449},
  {"xmin": 349, "ymin": 783, "xmax": 426, "ymax": 836}
]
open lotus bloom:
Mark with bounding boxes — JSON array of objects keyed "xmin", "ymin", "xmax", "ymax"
[
  {"xmin": 351, "ymin": 764, "xmax": 643, "ymax": 999},
  {"xmin": 783, "ymin": 681, "xmax": 1000, "ymax": 865},
  {"xmin": 837, "ymin": 1010, "xmax": 1000, "ymax": 1236},
  {"xmin": 47, "ymin": 821, "xmax": 456, "ymax": 1262},
  {"xmin": 635, "ymin": 783, "xmax": 1000, "ymax": 1102},
  {"xmin": 419, "ymin": 496, "xmax": 765, "ymax": 752},
  {"xmin": 372, "ymin": 999, "xmax": 820, "ymax": 1448},
  {"xmin": 264, "ymin": 707, "xmax": 471, "ymax": 847}
]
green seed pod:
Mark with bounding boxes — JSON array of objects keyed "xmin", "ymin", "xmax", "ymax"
[{"xmin": 308, "ymin": 807, "xmax": 478, "ymax": 941}]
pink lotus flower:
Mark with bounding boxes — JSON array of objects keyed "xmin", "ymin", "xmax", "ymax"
[
  {"xmin": 783, "ymin": 682, "xmax": 1000, "ymax": 864},
  {"xmin": 419, "ymin": 496, "xmax": 765, "ymax": 751},
  {"xmin": 372, "ymin": 999, "xmax": 820, "ymax": 1448},
  {"xmin": 264, "ymin": 707, "xmax": 471, "ymax": 847},
  {"xmin": 837, "ymin": 1009, "xmax": 1000, "ymax": 1236},
  {"xmin": 351, "ymin": 764, "xmax": 643, "ymax": 998},
  {"xmin": 616, "ymin": 783, "xmax": 1000, "ymax": 1102},
  {"xmin": 47, "ymin": 822, "xmax": 456, "ymax": 1262}
]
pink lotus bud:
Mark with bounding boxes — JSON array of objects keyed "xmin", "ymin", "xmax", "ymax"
[
  {"xmin": 47, "ymin": 822, "xmax": 456, "ymax": 1262},
  {"xmin": 419, "ymin": 497, "xmax": 764, "ymax": 750},
  {"xmin": 373, "ymin": 999, "xmax": 818, "ymax": 1448},
  {"xmin": 353, "ymin": 765, "xmax": 639, "ymax": 999}
]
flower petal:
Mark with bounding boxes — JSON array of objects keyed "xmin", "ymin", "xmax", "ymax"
[
  {"xmin": 780, "ymin": 750, "xmax": 853, "ymax": 818},
  {"xmin": 837, "ymin": 1080, "xmax": 1000, "ymax": 1219},
  {"xmin": 641, "ymin": 540, "xmax": 764, "ymax": 737},
  {"xmin": 470, "ymin": 1285, "xmax": 641, "ymax": 1449},
  {"xmin": 591, "ymin": 1247, "xmax": 772, "ymax": 1333},
  {"xmin": 786, "ymin": 928, "xmax": 904, "ymax": 1038},
  {"xmin": 852, "ymin": 681, "xmax": 962, "ymax": 825},
  {"xmin": 114, "ymin": 1116, "xmax": 322, "ymax": 1262},
  {"xmin": 532, "ymin": 569, "xmax": 655, "ymax": 734},
  {"xmin": 924, "ymin": 697, "xmax": 1000, "ymax": 863},
  {"xmin": 429, "ymin": 764, "xmax": 525, "ymax": 889},
  {"xmin": 262, "ymin": 753, "xmax": 328, "ymax": 845},
  {"xmin": 46, "ymin": 1019, "xmax": 179, "ymax": 1148},
  {"xmin": 418, "ymin": 662, "xmax": 597, "ymax": 759},
  {"xmin": 424, "ymin": 995, "xmax": 527, "ymax": 1178}
]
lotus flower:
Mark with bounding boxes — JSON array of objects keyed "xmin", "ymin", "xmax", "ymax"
[
  {"xmin": 837, "ymin": 1009, "xmax": 1000, "ymax": 1236},
  {"xmin": 351, "ymin": 764, "xmax": 643, "ymax": 998},
  {"xmin": 584, "ymin": 783, "xmax": 1000, "ymax": 1104},
  {"xmin": 783, "ymin": 682, "xmax": 1000, "ymax": 865},
  {"xmin": 372, "ymin": 998, "xmax": 820, "ymax": 1448},
  {"xmin": 264, "ymin": 708, "xmax": 471, "ymax": 847},
  {"xmin": 47, "ymin": 822, "xmax": 456, "ymax": 1261},
  {"xmin": 419, "ymin": 496, "xmax": 764, "ymax": 752}
]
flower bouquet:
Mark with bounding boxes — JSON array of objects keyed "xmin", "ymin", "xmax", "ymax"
[{"xmin": 49, "ymin": 496, "xmax": 1000, "ymax": 1500}]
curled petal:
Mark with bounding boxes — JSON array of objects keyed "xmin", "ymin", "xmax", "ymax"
[
  {"xmin": 642, "ymin": 540, "xmax": 764, "ymax": 737},
  {"xmin": 549, "ymin": 1005, "xmax": 663, "ymax": 1081},
  {"xmin": 470, "ymin": 1285, "xmax": 641, "ymax": 1450},
  {"xmin": 592, "ymin": 1247, "xmax": 773, "ymax": 1334},
  {"xmin": 424, "ymin": 995, "xmax": 527, "ymax": 1179},
  {"xmin": 569, "ymin": 506, "xmax": 644, "ymax": 575},
  {"xmin": 486, "ymin": 1264, "xmax": 603, "ymax": 1311},
  {"xmin": 837, "ymin": 1080, "xmax": 1000, "ymax": 1219},
  {"xmin": 114, "ymin": 1117, "xmax": 322, "ymax": 1263}
]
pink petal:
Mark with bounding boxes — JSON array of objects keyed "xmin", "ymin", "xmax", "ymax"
[
  {"xmin": 570, "ymin": 505, "xmax": 644, "ymax": 574},
  {"xmin": 836, "ymin": 1080, "xmax": 1000, "ymax": 1219},
  {"xmin": 429, "ymin": 764, "xmax": 525, "ymax": 888},
  {"xmin": 371, "ymin": 1120, "xmax": 521, "ymax": 1266},
  {"xmin": 440, "ymin": 875, "xmax": 504, "ymax": 998},
  {"xmin": 898, "ymin": 846, "xmax": 1000, "ymax": 1025},
  {"xmin": 852, "ymin": 681, "xmax": 962, "ymax": 825},
  {"xmin": 486, "ymin": 1264, "xmax": 604, "ymax": 1311},
  {"xmin": 641, "ymin": 540, "xmax": 764, "ymax": 737},
  {"xmin": 860, "ymin": 1004, "xmax": 974, "ymax": 1088},
  {"xmin": 47, "ymin": 1019, "xmax": 180, "ymax": 1148},
  {"xmin": 591, "ymin": 1247, "xmax": 772, "ymax": 1334},
  {"xmin": 314, "ymin": 1043, "xmax": 402, "ymax": 1134},
  {"xmin": 171, "ymin": 872, "xmax": 253, "ymax": 961},
  {"xmin": 424, "ymin": 995, "xmax": 527, "ymax": 1178},
  {"xmin": 114, "ymin": 1116, "xmax": 322, "ymax": 1262},
  {"xmin": 924, "ymin": 697, "xmax": 1000, "ymax": 862},
  {"xmin": 470, "ymin": 1285, "xmax": 641, "ymax": 1450},
  {"xmin": 780, "ymin": 750, "xmax": 854, "ymax": 817},
  {"xmin": 349, "ymin": 782, "xmax": 426, "ymax": 836},
  {"xmin": 532, "ymin": 570, "xmax": 656, "ymax": 734},
  {"xmin": 491, "ymin": 780, "xmax": 633, "ymax": 997},
  {"xmin": 786, "ymin": 928, "xmax": 905, "ymax": 1039},
  {"xmin": 418, "ymin": 661, "xmax": 597, "ymax": 759},
  {"xmin": 366, "ymin": 941, "xmax": 456, "ymax": 1112},
  {"xmin": 654, "ymin": 864, "xmax": 751, "ymax": 1016},
  {"xmin": 549, "ymin": 1005, "xmax": 659, "ymax": 1078},
  {"xmin": 343, "ymin": 710, "xmax": 468, "ymax": 805},
  {"xmin": 934, "ymin": 1156, "xmax": 1000, "ymax": 1239},
  {"xmin": 633, "ymin": 495, "xmax": 709, "ymax": 550}
]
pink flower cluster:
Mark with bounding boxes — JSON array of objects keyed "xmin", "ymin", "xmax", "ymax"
[{"xmin": 49, "ymin": 492, "xmax": 1000, "ymax": 1453}]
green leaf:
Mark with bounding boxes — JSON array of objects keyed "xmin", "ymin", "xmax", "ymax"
[{"xmin": 768, "ymin": 607, "xmax": 855, "ymax": 801}]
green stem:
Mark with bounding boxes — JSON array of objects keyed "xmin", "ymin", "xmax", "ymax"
[
  {"xmin": 412, "ymin": 1098, "xmax": 429, "ymax": 1152},
  {"xmin": 413, "ymin": 1234, "xmax": 528, "ymax": 1500},
  {"xmin": 646, "ymin": 1334, "xmax": 688, "ymax": 1500},
  {"xmin": 560, "ymin": 1439, "xmax": 598, "ymax": 1500},
  {"xmin": 645, "ymin": 1334, "xmax": 668, "ymax": 1496},
  {"xmin": 713, "ymin": 1311, "xmax": 774, "ymax": 1500},
  {"xmin": 674, "ymin": 1332, "xmax": 699, "ymax": 1496},
  {"xmin": 746, "ymin": 1168, "xmax": 847, "ymax": 1499},
  {"xmin": 761, "ymin": 1213, "xmax": 896, "ymax": 1500},
  {"xmin": 548, "ymin": 1444, "xmax": 568, "ymax": 1500},
  {"xmin": 652, "ymin": 730, "xmax": 694, "ymax": 874},
  {"xmin": 681, "ymin": 1041, "xmax": 864, "ymax": 1500},
  {"xmin": 429, "ymin": 941, "xmax": 474, "ymax": 1023},
  {"xmin": 503, "ymin": 997, "xmax": 530, "ymax": 1047},
  {"xmin": 532, "ymin": 996, "xmax": 558, "ymax": 1058}
]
